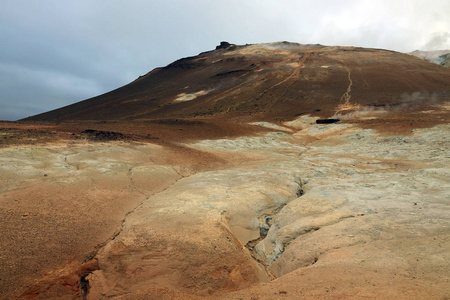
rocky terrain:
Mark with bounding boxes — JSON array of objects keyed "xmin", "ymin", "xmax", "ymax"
[
  {"xmin": 409, "ymin": 50, "xmax": 450, "ymax": 67},
  {"xmin": 1, "ymin": 42, "xmax": 449, "ymax": 299}
]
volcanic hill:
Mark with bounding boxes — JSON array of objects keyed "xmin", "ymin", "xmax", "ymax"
[
  {"xmin": 24, "ymin": 42, "xmax": 450, "ymax": 127},
  {"xmin": 1, "ymin": 42, "xmax": 449, "ymax": 299}
]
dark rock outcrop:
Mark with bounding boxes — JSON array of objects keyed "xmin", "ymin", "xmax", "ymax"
[
  {"xmin": 316, "ymin": 119, "xmax": 340, "ymax": 124},
  {"xmin": 216, "ymin": 41, "xmax": 231, "ymax": 49}
]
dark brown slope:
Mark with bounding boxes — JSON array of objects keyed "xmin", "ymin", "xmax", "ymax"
[{"xmin": 24, "ymin": 42, "xmax": 450, "ymax": 122}]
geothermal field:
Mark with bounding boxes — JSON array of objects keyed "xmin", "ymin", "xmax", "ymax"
[{"xmin": 1, "ymin": 42, "xmax": 449, "ymax": 299}]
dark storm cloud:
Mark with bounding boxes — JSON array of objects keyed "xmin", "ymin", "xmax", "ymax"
[{"xmin": 1, "ymin": 0, "xmax": 449, "ymax": 120}]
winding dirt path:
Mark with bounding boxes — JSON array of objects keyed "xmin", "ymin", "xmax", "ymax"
[
  {"xmin": 256, "ymin": 52, "xmax": 311, "ymax": 102},
  {"xmin": 225, "ymin": 52, "xmax": 312, "ymax": 114},
  {"xmin": 334, "ymin": 58, "xmax": 361, "ymax": 116},
  {"xmin": 340, "ymin": 61, "xmax": 353, "ymax": 106}
]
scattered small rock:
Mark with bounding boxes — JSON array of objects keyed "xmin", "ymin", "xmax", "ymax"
[
  {"xmin": 81, "ymin": 129, "xmax": 125, "ymax": 141},
  {"xmin": 260, "ymin": 227, "xmax": 269, "ymax": 237}
]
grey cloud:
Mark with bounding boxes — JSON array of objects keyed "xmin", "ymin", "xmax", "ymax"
[
  {"xmin": 423, "ymin": 32, "xmax": 450, "ymax": 50},
  {"xmin": 0, "ymin": 62, "xmax": 104, "ymax": 119}
]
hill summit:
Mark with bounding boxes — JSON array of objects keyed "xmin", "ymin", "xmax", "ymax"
[{"xmin": 25, "ymin": 42, "xmax": 450, "ymax": 124}]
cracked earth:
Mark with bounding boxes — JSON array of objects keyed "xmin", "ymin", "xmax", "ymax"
[{"xmin": 0, "ymin": 116, "xmax": 449, "ymax": 299}]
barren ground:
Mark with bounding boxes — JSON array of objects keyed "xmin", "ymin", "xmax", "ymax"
[
  {"xmin": 1, "ymin": 42, "xmax": 450, "ymax": 299},
  {"xmin": 1, "ymin": 112, "xmax": 449, "ymax": 299}
]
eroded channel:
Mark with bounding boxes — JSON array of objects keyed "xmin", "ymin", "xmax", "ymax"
[{"xmin": 243, "ymin": 185, "xmax": 305, "ymax": 279}]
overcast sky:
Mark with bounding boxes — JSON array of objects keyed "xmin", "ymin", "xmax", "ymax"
[{"xmin": 1, "ymin": 0, "xmax": 449, "ymax": 120}]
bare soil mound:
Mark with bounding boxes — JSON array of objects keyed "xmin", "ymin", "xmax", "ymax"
[{"xmin": 23, "ymin": 42, "xmax": 450, "ymax": 127}]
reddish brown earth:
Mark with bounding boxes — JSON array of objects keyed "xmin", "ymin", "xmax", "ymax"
[
  {"xmin": 24, "ymin": 42, "xmax": 450, "ymax": 124},
  {"xmin": 1, "ymin": 42, "xmax": 449, "ymax": 299}
]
